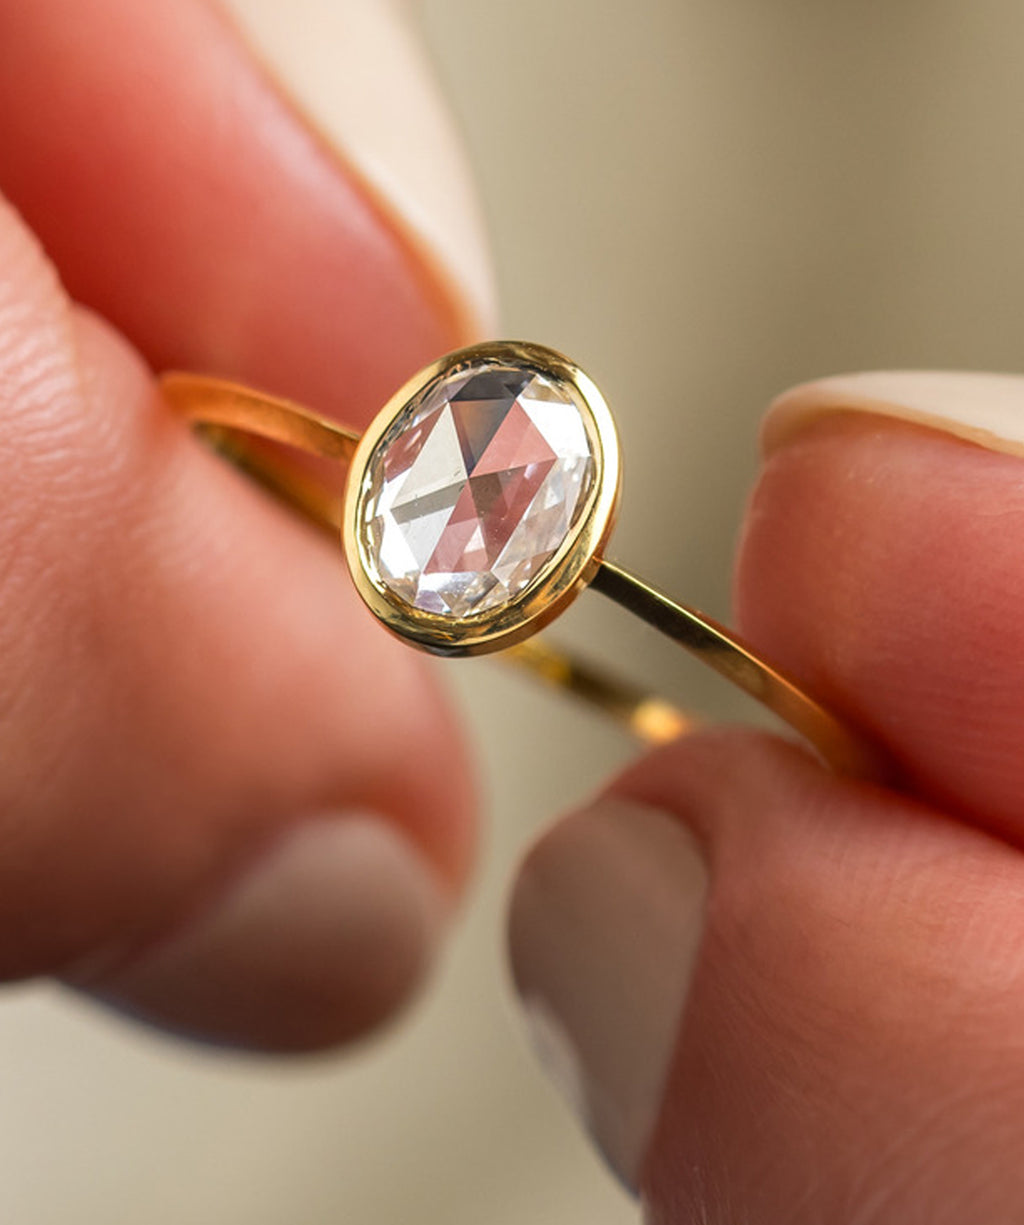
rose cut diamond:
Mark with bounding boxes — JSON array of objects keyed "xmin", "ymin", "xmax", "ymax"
[{"xmin": 361, "ymin": 362, "xmax": 597, "ymax": 617}]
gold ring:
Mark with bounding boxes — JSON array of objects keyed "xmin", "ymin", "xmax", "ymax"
[{"xmin": 160, "ymin": 340, "xmax": 878, "ymax": 777}]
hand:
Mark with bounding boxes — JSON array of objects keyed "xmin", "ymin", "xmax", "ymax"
[
  {"xmin": 509, "ymin": 376, "xmax": 1024, "ymax": 1221},
  {"xmin": 0, "ymin": 0, "xmax": 485, "ymax": 1051}
]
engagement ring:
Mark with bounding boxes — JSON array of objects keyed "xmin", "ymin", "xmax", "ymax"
[{"xmin": 162, "ymin": 341, "xmax": 875, "ymax": 776}]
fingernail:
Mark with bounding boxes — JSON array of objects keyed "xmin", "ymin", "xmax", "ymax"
[
  {"xmin": 507, "ymin": 798, "xmax": 708, "ymax": 1191},
  {"xmin": 219, "ymin": 0, "xmax": 497, "ymax": 334},
  {"xmin": 764, "ymin": 370, "xmax": 1024, "ymax": 460},
  {"xmin": 86, "ymin": 814, "xmax": 447, "ymax": 1051}
]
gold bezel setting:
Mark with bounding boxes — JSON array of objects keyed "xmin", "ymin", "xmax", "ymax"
[{"xmin": 341, "ymin": 340, "xmax": 621, "ymax": 657}]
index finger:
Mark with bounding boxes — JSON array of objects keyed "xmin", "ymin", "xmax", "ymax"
[
  {"xmin": 737, "ymin": 372, "xmax": 1024, "ymax": 842},
  {"xmin": 0, "ymin": 0, "xmax": 490, "ymax": 421}
]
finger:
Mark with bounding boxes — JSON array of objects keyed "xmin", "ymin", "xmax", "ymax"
[
  {"xmin": 736, "ymin": 375, "xmax": 1024, "ymax": 842},
  {"xmin": 0, "ymin": 0, "xmax": 494, "ymax": 423},
  {"xmin": 508, "ymin": 731, "xmax": 1024, "ymax": 1220},
  {"xmin": 0, "ymin": 0, "xmax": 488, "ymax": 1049},
  {"xmin": 0, "ymin": 196, "xmax": 473, "ymax": 1050}
]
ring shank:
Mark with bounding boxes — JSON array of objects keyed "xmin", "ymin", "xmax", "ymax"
[
  {"xmin": 589, "ymin": 562, "xmax": 877, "ymax": 776},
  {"xmin": 160, "ymin": 372, "xmax": 880, "ymax": 776}
]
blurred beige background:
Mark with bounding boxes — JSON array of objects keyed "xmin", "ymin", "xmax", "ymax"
[{"xmin": 4, "ymin": 1, "xmax": 1024, "ymax": 1221}]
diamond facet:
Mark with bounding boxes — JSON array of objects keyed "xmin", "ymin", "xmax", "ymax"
[{"xmin": 361, "ymin": 362, "xmax": 597, "ymax": 617}]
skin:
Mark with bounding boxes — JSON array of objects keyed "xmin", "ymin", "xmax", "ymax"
[
  {"xmin": 625, "ymin": 418, "xmax": 1024, "ymax": 1220},
  {"xmin": 0, "ymin": 0, "xmax": 475, "ymax": 1042},
  {"xmin": 2, "ymin": 0, "xmax": 1023, "ymax": 1218}
]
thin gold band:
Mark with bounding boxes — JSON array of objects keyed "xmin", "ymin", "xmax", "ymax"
[{"xmin": 160, "ymin": 373, "xmax": 878, "ymax": 778}]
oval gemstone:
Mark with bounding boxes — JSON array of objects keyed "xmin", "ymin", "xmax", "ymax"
[{"xmin": 361, "ymin": 362, "xmax": 597, "ymax": 617}]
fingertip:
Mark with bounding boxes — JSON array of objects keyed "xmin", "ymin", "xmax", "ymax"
[
  {"xmin": 0, "ymin": 0, "xmax": 478, "ymax": 424},
  {"xmin": 510, "ymin": 728, "xmax": 1024, "ymax": 1222},
  {"xmin": 78, "ymin": 813, "xmax": 449, "ymax": 1053},
  {"xmin": 762, "ymin": 369, "xmax": 1024, "ymax": 461},
  {"xmin": 505, "ymin": 731, "xmax": 833, "ymax": 1196},
  {"xmin": 508, "ymin": 796, "xmax": 708, "ymax": 1190},
  {"xmin": 0, "ymin": 212, "xmax": 477, "ymax": 990},
  {"xmin": 735, "ymin": 402, "xmax": 1024, "ymax": 834},
  {"xmin": 218, "ymin": 0, "xmax": 497, "ymax": 335}
]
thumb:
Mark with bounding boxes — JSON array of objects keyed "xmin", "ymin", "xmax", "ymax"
[
  {"xmin": 508, "ymin": 731, "xmax": 1024, "ymax": 1220},
  {"xmin": 0, "ymin": 0, "xmax": 488, "ymax": 1052}
]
